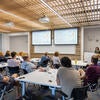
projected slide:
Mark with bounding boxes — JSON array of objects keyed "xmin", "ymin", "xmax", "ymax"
[
  {"xmin": 54, "ymin": 28, "xmax": 78, "ymax": 44},
  {"xmin": 32, "ymin": 30, "xmax": 51, "ymax": 45}
]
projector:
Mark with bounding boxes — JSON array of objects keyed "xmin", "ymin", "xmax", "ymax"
[{"xmin": 39, "ymin": 16, "xmax": 50, "ymax": 23}]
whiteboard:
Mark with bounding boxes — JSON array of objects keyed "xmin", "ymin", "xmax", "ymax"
[
  {"xmin": 84, "ymin": 52, "xmax": 95, "ymax": 64},
  {"xmin": 34, "ymin": 45, "xmax": 76, "ymax": 54}
]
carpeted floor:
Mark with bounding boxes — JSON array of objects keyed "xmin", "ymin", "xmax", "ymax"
[{"xmin": 3, "ymin": 85, "xmax": 100, "ymax": 100}]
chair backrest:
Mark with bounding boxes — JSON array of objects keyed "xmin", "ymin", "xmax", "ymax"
[
  {"xmin": 22, "ymin": 69, "xmax": 28, "ymax": 74},
  {"xmin": 0, "ymin": 57, "xmax": 7, "ymax": 62},
  {"xmin": 71, "ymin": 85, "xmax": 88, "ymax": 100},
  {"xmin": 0, "ymin": 85, "xmax": 6, "ymax": 100},
  {"xmin": 41, "ymin": 59, "xmax": 49, "ymax": 67},
  {"xmin": 8, "ymin": 66, "xmax": 19, "ymax": 75}
]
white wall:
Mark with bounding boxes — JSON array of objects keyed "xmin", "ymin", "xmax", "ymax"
[
  {"xmin": 0, "ymin": 32, "xmax": 29, "ymax": 53},
  {"xmin": 2, "ymin": 34, "xmax": 10, "ymax": 53},
  {"xmin": 84, "ymin": 27, "xmax": 100, "ymax": 52},
  {"xmin": 9, "ymin": 33, "xmax": 28, "ymax": 52},
  {"xmin": 0, "ymin": 34, "xmax": 2, "ymax": 51}
]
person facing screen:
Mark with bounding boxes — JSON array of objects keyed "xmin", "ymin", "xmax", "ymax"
[
  {"xmin": 4, "ymin": 50, "xmax": 11, "ymax": 58},
  {"xmin": 83, "ymin": 55, "xmax": 100, "ymax": 86},
  {"xmin": 38, "ymin": 52, "xmax": 50, "ymax": 67},
  {"xmin": 56, "ymin": 57, "xmax": 81, "ymax": 98},
  {"xmin": 21, "ymin": 56, "xmax": 37, "ymax": 73},
  {"xmin": 52, "ymin": 51, "xmax": 61, "ymax": 69},
  {"xmin": 7, "ymin": 51, "xmax": 20, "ymax": 67}
]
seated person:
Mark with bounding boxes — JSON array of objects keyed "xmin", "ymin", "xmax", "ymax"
[
  {"xmin": 83, "ymin": 55, "xmax": 100, "ymax": 86},
  {"xmin": 0, "ymin": 51, "xmax": 6, "ymax": 62},
  {"xmin": 16, "ymin": 52, "xmax": 24, "ymax": 63},
  {"xmin": 7, "ymin": 51, "xmax": 20, "ymax": 67},
  {"xmin": 52, "ymin": 51, "xmax": 61, "ymax": 69},
  {"xmin": 38, "ymin": 52, "xmax": 50, "ymax": 67},
  {"xmin": 0, "ymin": 73, "xmax": 20, "ymax": 99},
  {"xmin": 7, "ymin": 52, "xmax": 20, "ymax": 75},
  {"xmin": 56, "ymin": 57, "xmax": 81, "ymax": 98},
  {"xmin": 94, "ymin": 47, "xmax": 100, "ymax": 54},
  {"xmin": 21, "ymin": 56, "xmax": 37, "ymax": 73},
  {"xmin": 4, "ymin": 50, "xmax": 11, "ymax": 58}
]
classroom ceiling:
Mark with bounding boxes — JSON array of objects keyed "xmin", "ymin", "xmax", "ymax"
[{"xmin": 0, "ymin": 0, "xmax": 100, "ymax": 33}]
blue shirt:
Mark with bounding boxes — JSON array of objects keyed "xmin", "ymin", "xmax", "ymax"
[
  {"xmin": 39, "ymin": 55, "xmax": 50, "ymax": 67},
  {"xmin": 21, "ymin": 61, "xmax": 36, "ymax": 73}
]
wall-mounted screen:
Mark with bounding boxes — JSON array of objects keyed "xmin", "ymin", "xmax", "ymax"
[
  {"xmin": 32, "ymin": 30, "xmax": 51, "ymax": 45},
  {"xmin": 54, "ymin": 28, "xmax": 78, "ymax": 44}
]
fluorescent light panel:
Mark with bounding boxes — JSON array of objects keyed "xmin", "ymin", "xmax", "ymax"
[{"xmin": 40, "ymin": 0, "xmax": 72, "ymax": 27}]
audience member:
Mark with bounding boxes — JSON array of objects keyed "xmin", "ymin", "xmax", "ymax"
[
  {"xmin": 38, "ymin": 52, "xmax": 50, "ymax": 67},
  {"xmin": 4, "ymin": 50, "xmax": 11, "ymax": 58},
  {"xmin": 56, "ymin": 57, "xmax": 81, "ymax": 98},
  {"xmin": 16, "ymin": 51, "xmax": 24, "ymax": 62},
  {"xmin": 21, "ymin": 56, "xmax": 37, "ymax": 73},
  {"xmin": 83, "ymin": 55, "xmax": 100, "ymax": 85},
  {"xmin": 0, "ymin": 51, "xmax": 6, "ymax": 62},
  {"xmin": 0, "ymin": 51, "xmax": 4, "ymax": 60},
  {"xmin": 52, "ymin": 51, "xmax": 61, "ymax": 69},
  {"xmin": 7, "ymin": 51, "xmax": 20, "ymax": 67},
  {"xmin": 94, "ymin": 47, "xmax": 100, "ymax": 54}
]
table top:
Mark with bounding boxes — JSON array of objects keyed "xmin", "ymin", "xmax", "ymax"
[
  {"xmin": 15, "ymin": 69, "xmax": 61, "ymax": 88},
  {"xmin": 31, "ymin": 58, "xmax": 41, "ymax": 63},
  {"xmin": 0, "ymin": 63, "xmax": 8, "ymax": 68},
  {"xmin": 72, "ymin": 60, "xmax": 87, "ymax": 66}
]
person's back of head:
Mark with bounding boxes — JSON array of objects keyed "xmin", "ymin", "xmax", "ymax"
[
  {"xmin": 23, "ymin": 56, "xmax": 29, "ymax": 61},
  {"xmin": 0, "ymin": 51, "xmax": 4, "ymax": 56},
  {"xmin": 11, "ymin": 51, "xmax": 16, "ymax": 58},
  {"xmin": 54, "ymin": 51, "xmax": 59, "ymax": 57},
  {"xmin": 60, "ymin": 56, "xmax": 72, "ymax": 68},
  {"xmin": 5, "ymin": 50, "xmax": 11, "ymax": 57},
  {"xmin": 91, "ymin": 55, "xmax": 98, "ymax": 65},
  {"xmin": 19, "ymin": 51, "xmax": 23, "ymax": 56},
  {"xmin": 44, "ymin": 52, "xmax": 48, "ymax": 56}
]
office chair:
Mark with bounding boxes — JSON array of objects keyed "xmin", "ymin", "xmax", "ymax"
[
  {"xmin": 88, "ymin": 83, "xmax": 98, "ymax": 92},
  {"xmin": 8, "ymin": 66, "xmax": 20, "ymax": 75},
  {"xmin": 0, "ymin": 82, "xmax": 14, "ymax": 100},
  {"xmin": 40, "ymin": 59, "xmax": 49, "ymax": 67},
  {"xmin": 59, "ymin": 85, "xmax": 88, "ymax": 100},
  {"xmin": 22, "ymin": 69, "xmax": 28, "ymax": 74},
  {"xmin": 0, "ymin": 85, "xmax": 6, "ymax": 100},
  {"xmin": 87, "ymin": 78, "xmax": 100, "ymax": 92}
]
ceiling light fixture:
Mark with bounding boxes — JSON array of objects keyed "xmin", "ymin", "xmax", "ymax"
[
  {"xmin": 4, "ymin": 22, "xmax": 14, "ymax": 27},
  {"xmin": 39, "ymin": 15, "xmax": 50, "ymax": 23},
  {"xmin": 0, "ymin": 23, "xmax": 27, "ymax": 31},
  {"xmin": 40, "ymin": 0, "xmax": 72, "ymax": 27},
  {"xmin": 0, "ymin": 9, "xmax": 48, "ymax": 28}
]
